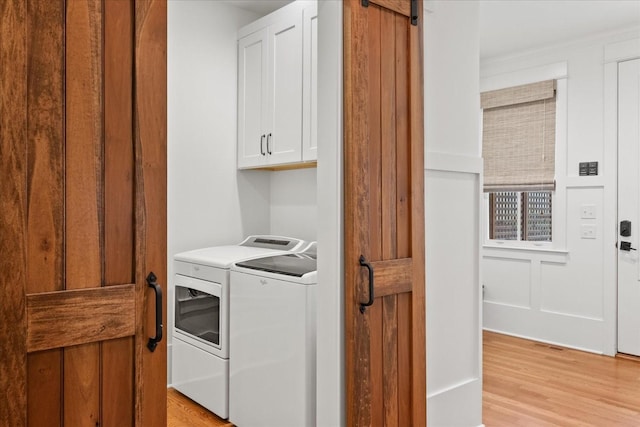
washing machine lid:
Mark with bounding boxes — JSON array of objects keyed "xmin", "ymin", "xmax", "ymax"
[
  {"xmin": 174, "ymin": 235, "xmax": 306, "ymax": 269},
  {"xmin": 235, "ymin": 252, "xmax": 317, "ymax": 278}
]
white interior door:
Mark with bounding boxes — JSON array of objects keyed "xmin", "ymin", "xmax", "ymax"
[{"xmin": 618, "ymin": 58, "xmax": 640, "ymax": 356}]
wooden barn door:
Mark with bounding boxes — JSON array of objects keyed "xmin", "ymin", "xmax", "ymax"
[
  {"xmin": 0, "ymin": 1, "xmax": 167, "ymax": 426},
  {"xmin": 344, "ymin": 0, "xmax": 426, "ymax": 426}
]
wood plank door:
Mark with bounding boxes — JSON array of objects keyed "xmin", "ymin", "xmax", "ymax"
[
  {"xmin": 344, "ymin": 0, "xmax": 426, "ymax": 426},
  {"xmin": 0, "ymin": 1, "xmax": 167, "ymax": 426}
]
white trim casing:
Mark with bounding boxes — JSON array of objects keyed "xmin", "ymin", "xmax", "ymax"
[
  {"xmin": 603, "ymin": 38, "xmax": 640, "ymax": 356},
  {"xmin": 316, "ymin": 1, "xmax": 344, "ymax": 425},
  {"xmin": 424, "ymin": 2, "xmax": 482, "ymax": 425},
  {"xmin": 426, "ymin": 152, "xmax": 482, "ymax": 174},
  {"xmin": 480, "ymin": 61, "xmax": 568, "ymax": 92},
  {"xmin": 604, "ymin": 38, "xmax": 640, "ymax": 63},
  {"xmin": 425, "ymin": 155, "xmax": 483, "ymax": 427},
  {"xmin": 482, "ymin": 65, "xmax": 569, "ymax": 252}
]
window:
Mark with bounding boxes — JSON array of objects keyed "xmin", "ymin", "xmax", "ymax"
[
  {"xmin": 482, "ymin": 80, "xmax": 556, "ymax": 243},
  {"xmin": 489, "ymin": 191, "xmax": 552, "ymax": 242}
]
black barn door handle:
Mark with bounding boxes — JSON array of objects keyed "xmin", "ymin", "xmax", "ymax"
[
  {"xmin": 359, "ymin": 255, "xmax": 374, "ymax": 313},
  {"xmin": 146, "ymin": 272, "xmax": 163, "ymax": 352}
]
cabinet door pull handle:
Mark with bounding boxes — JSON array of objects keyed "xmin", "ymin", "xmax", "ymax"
[
  {"xmin": 260, "ymin": 134, "xmax": 266, "ymax": 155},
  {"xmin": 267, "ymin": 133, "xmax": 272, "ymax": 155}
]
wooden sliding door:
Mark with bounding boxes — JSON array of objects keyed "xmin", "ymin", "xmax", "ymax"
[
  {"xmin": 344, "ymin": 0, "xmax": 426, "ymax": 426},
  {"xmin": 0, "ymin": 0, "xmax": 167, "ymax": 425}
]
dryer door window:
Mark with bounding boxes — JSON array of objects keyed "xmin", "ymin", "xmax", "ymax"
[{"xmin": 175, "ymin": 275, "xmax": 221, "ymax": 347}]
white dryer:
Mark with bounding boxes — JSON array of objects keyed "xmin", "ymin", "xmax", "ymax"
[
  {"xmin": 172, "ymin": 235, "xmax": 306, "ymax": 419},
  {"xmin": 229, "ymin": 243, "xmax": 317, "ymax": 427}
]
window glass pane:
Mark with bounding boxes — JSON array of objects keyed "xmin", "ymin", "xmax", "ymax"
[
  {"xmin": 491, "ymin": 192, "xmax": 519, "ymax": 240},
  {"xmin": 524, "ymin": 191, "xmax": 552, "ymax": 242},
  {"xmin": 489, "ymin": 191, "xmax": 553, "ymax": 242}
]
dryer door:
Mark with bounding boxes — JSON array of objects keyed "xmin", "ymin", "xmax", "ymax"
[{"xmin": 174, "ymin": 275, "xmax": 223, "ymax": 354}]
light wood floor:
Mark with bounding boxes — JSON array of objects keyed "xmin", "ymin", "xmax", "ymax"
[
  {"xmin": 483, "ymin": 330, "xmax": 640, "ymax": 426},
  {"xmin": 167, "ymin": 388, "xmax": 232, "ymax": 427},
  {"xmin": 168, "ymin": 332, "xmax": 640, "ymax": 426}
]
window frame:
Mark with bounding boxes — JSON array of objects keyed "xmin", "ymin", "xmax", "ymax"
[{"xmin": 482, "ymin": 72, "xmax": 568, "ymax": 251}]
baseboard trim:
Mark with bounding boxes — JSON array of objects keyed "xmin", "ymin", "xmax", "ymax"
[
  {"xmin": 427, "ymin": 378, "xmax": 482, "ymax": 427},
  {"xmin": 483, "ymin": 327, "xmax": 604, "ymax": 356},
  {"xmin": 616, "ymin": 352, "xmax": 640, "ymax": 363}
]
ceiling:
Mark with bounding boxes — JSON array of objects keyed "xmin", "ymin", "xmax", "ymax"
[
  {"xmin": 479, "ymin": 0, "xmax": 640, "ymax": 60},
  {"xmin": 222, "ymin": 0, "xmax": 640, "ymax": 59},
  {"xmin": 225, "ymin": 0, "xmax": 293, "ymax": 17}
]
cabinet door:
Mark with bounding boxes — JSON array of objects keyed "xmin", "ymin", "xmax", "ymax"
[
  {"xmin": 266, "ymin": 13, "xmax": 303, "ymax": 165},
  {"xmin": 238, "ymin": 28, "xmax": 269, "ymax": 168},
  {"xmin": 302, "ymin": 3, "xmax": 318, "ymax": 161}
]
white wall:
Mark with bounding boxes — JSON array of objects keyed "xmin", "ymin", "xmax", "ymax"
[
  {"xmin": 168, "ymin": 0, "xmax": 268, "ymax": 383},
  {"xmin": 481, "ymin": 29, "xmax": 640, "ymax": 355},
  {"xmin": 316, "ymin": 1, "xmax": 344, "ymax": 425},
  {"xmin": 424, "ymin": 2, "xmax": 483, "ymax": 426},
  {"xmin": 270, "ymin": 168, "xmax": 318, "ymax": 242}
]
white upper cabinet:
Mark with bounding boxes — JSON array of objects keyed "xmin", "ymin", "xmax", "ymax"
[
  {"xmin": 302, "ymin": 2, "xmax": 317, "ymax": 162},
  {"xmin": 237, "ymin": 1, "xmax": 317, "ymax": 169},
  {"xmin": 267, "ymin": 15, "xmax": 303, "ymax": 165},
  {"xmin": 238, "ymin": 27, "xmax": 269, "ymax": 168}
]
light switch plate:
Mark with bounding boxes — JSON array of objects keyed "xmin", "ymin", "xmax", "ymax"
[
  {"xmin": 580, "ymin": 224, "xmax": 597, "ymax": 239},
  {"xmin": 581, "ymin": 204, "xmax": 596, "ymax": 219}
]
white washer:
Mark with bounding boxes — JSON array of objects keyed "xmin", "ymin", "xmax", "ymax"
[
  {"xmin": 172, "ymin": 235, "xmax": 306, "ymax": 419},
  {"xmin": 229, "ymin": 243, "xmax": 317, "ymax": 427}
]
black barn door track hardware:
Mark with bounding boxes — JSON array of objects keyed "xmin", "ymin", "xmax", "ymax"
[
  {"xmin": 361, "ymin": 0, "xmax": 419, "ymax": 26},
  {"xmin": 410, "ymin": 0, "xmax": 418, "ymax": 25}
]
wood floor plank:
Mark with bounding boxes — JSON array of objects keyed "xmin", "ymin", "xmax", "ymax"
[
  {"xmin": 167, "ymin": 388, "xmax": 233, "ymax": 427},
  {"xmin": 483, "ymin": 331, "xmax": 640, "ymax": 426}
]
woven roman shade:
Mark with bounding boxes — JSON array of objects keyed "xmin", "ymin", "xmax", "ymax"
[{"xmin": 481, "ymin": 80, "xmax": 556, "ymax": 192}]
